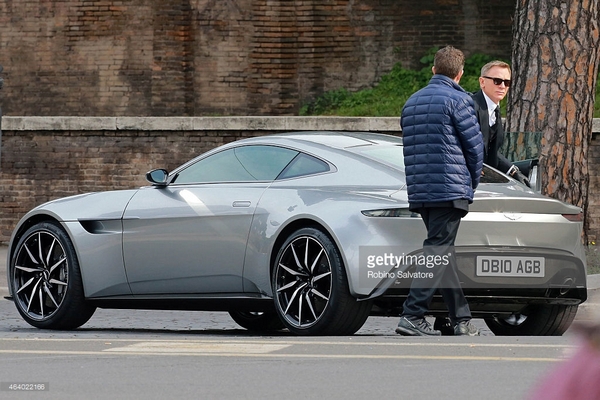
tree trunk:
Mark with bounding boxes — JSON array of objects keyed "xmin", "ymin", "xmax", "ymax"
[{"xmin": 507, "ymin": 0, "xmax": 600, "ymax": 240}]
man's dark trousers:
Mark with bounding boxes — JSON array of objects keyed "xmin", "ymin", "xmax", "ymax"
[{"xmin": 402, "ymin": 206, "xmax": 472, "ymax": 323}]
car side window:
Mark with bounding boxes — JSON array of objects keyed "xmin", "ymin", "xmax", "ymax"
[
  {"xmin": 277, "ymin": 153, "xmax": 330, "ymax": 179},
  {"xmin": 480, "ymin": 165, "xmax": 510, "ymax": 183},
  {"xmin": 173, "ymin": 145, "xmax": 299, "ymax": 183}
]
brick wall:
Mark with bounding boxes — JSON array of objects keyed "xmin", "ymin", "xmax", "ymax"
[
  {"xmin": 0, "ymin": 116, "xmax": 598, "ymax": 244},
  {"xmin": 0, "ymin": 0, "xmax": 515, "ymax": 116}
]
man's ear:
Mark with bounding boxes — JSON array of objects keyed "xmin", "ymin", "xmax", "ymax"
[
  {"xmin": 454, "ymin": 69, "xmax": 464, "ymax": 83},
  {"xmin": 432, "ymin": 66, "xmax": 436, "ymax": 75}
]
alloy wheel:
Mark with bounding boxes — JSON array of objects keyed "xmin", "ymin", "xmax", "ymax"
[
  {"xmin": 13, "ymin": 230, "xmax": 69, "ymax": 321},
  {"xmin": 274, "ymin": 235, "xmax": 333, "ymax": 329}
]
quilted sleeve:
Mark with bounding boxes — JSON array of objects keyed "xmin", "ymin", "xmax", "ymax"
[{"xmin": 452, "ymin": 97, "xmax": 484, "ymax": 189}]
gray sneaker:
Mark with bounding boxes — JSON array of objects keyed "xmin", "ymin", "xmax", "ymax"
[
  {"xmin": 454, "ymin": 320, "xmax": 480, "ymax": 336},
  {"xmin": 395, "ymin": 316, "xmax": 441, "ymax": 336}
]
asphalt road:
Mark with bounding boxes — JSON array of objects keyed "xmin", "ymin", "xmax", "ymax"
[
  {"xmin": 1, "ymin": 245, "xmax": 600, "ymax": 399},
  {"xmin": 0, "ymin": 326, "xmax": 579, "ymax": 400}
]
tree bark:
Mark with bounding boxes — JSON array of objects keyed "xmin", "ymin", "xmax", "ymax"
[{"xmin": 507, "ymin": 0, "xmax": 600, "ymax": 240}]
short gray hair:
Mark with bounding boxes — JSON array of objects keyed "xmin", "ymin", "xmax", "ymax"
[{"xmin": 480, "ymin": 60, "xmax": 511, "ymax": 76}]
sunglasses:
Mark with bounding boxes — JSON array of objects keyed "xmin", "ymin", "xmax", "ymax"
[{"xmin": 482, "ymin": 76, "xmax": 511, "ymax": 87}]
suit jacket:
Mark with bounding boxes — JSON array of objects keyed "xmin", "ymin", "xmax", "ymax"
[{"xmin": 471, "ymin": 90, "xmax": 512, "ymax": 174}]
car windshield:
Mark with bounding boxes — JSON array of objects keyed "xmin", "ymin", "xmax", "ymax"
[{"xmin": 480, "ymin": 165, "xmax": 510, "ymax": 183}]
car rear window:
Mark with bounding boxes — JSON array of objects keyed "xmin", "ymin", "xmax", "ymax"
[
  {"xmin": 277, "ymin": 153, "xmax": 330, "ymax": 180},
  {"xmin": 347, "ymin": 145, "xmax": 405, "ymax": 170}
]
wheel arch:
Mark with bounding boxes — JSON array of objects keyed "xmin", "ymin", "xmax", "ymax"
[
  {"xmin": 269, "ymin": 218, "xmax": 342, "ymax": 276},
  {"xmin": 8, "ymin": 213, "xmax": 64, "ymax": 267},
  {"xmin": 7, "ymin": 214, "xmax": 72, "ymax": 299}
]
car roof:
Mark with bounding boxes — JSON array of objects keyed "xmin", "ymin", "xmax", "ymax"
[{"xmin": 236, "ymin": 131, "xmax": 403, "ymax": 150}]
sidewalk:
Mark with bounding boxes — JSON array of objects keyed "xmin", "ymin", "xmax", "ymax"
[{"xmin": 1, "ymin": 244, "xmax": 599, "ymax": 322}]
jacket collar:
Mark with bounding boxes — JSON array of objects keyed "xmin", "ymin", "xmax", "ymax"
[{"xmin": 430, "ymin": 74, "xmax": 467, "ymax": 93}]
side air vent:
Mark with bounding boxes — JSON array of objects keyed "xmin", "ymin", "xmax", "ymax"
[{"xmin": 79, "ymin": 220, "xmax": 122, "ymax": 234}]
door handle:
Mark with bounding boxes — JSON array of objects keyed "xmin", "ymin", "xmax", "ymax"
[{"xmin": 232, "ymin": 201, "xmax": 251, "ymax": 207}]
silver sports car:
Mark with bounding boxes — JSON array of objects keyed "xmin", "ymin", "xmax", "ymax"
[{"xmin": 6, "ymin": 132, "xmax": 587, "ymax": 336}]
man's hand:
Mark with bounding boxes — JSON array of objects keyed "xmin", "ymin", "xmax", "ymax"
[
  {"xmin": 514, "ymin": 170, "xmax": 531, "ymax": 188},
  {"xmin": 507, "ymin": 164, "xmax": 531, "ymax": 188}
]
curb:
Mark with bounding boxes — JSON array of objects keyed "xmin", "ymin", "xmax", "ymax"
[{"xmin": 587, "ymin": 274, "xmax": 600, "ymax": 291}]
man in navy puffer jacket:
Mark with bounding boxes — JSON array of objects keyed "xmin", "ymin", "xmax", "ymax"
[{"xmin": 395, "ymin": 46, "xmax": 484, "ymax": 337}]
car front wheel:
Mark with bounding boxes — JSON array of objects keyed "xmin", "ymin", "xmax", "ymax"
[
  {"xmin": 484, "ymin": 304, "xmax": 578, "ymax": 336},
  {"xmin": 10, "ymin": 221, "xmax": 96, "ymax": 330},
  {"xmin": 272, "ymin": 227, "xmax": 371, "ymax": 336}
]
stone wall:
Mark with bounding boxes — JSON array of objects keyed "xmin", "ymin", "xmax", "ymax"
[
  {"xmin": 0, "ymin": 116, "xmax": 395, "ymax": 243},
  {"xmin": 0, "ymin": 116, "xmax": 598, "ymax": 244},
  {"xmin": 0, "ymin": 0, "xmax": 515, "ymax": 116}
]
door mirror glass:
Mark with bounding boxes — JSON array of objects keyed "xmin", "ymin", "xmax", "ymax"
[{"xmin": 146, "ymin": 169, "xmax": 169, "ymax": 186}]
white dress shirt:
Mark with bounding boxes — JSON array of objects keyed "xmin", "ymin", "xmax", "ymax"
[{"xmin": 481, "ymin": 91, "xmax": 499, "ymax": 127}]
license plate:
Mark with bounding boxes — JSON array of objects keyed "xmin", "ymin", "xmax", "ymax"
[{"xmin": 476, "ymin": 256, "xmax": 545, "ymax": 277}]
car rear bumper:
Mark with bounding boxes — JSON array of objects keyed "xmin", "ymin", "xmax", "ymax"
[
  {"xmin": 372, "ymin": 286, "xmax": 587, "ymax": 318},
  {"xmin": 364, "ymin": 246, "xmax": 587, "ymax": 317}
]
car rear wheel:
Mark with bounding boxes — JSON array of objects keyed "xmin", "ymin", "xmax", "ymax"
[
  {"xmin": 10, "ymin": 222, "xmax": 96, "ymax": 330},
  {"xmin": 228, "ymin": 311, "xmax": 285, "ymax": 332},
  {"xmin": 272, "ymin": 227, "xmax": 372, "ymax": 336},
  {"xmin": 484, "ymin": 304, "xmax": 578, "ymax": 336}
]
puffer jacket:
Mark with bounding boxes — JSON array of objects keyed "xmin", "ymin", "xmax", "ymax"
[{"xmin": 401, "ymin": 74, "xmax": 483, "ymax": 204}]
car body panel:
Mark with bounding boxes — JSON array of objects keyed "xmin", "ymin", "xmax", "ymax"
[{"xmin": 122, "ymin": 184, "xmax": 268, "ymax": 294}]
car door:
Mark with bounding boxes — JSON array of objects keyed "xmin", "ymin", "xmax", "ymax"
[{"xmin": 122, "ymin": 145, "xmax": 299, "ymax": 295}]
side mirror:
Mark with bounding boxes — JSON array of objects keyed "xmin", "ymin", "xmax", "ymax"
[
  {"xmin": 513, "ymin": 159, "xmax": 541, "ymax": 192},
  {"xmin": 528, "ymin": 164, "xmax": 541, "ymax": 193},
  {"xmin": 146, "ymin": 169, "xmax": 169, "ymax": 186}
]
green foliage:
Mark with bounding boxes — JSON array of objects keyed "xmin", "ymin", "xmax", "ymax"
[
  {"xmin": 300, "ymin": 48, "xmax": 433, "ymax": 116},
  {"xmin": 300, "ymin": 49, "xmax": 500, "ymax": 116},
  {"xmin": 301, "ymin": 50, "xmax": 600, "ymax": 118}
]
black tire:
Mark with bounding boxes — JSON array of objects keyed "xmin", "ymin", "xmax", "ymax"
[
  {"xmin": 484, "ymin": 305, "xmax": 578, "ymax": 336},
  {"xmin": 433, "ymin": 316, "xmax": 455, "ymax": 336},
  {"xmin": 10, "ymin": 221, "xmax": 96, "ymax": 330},
  {"xmin": 229, "ymin": 311, "xmax": 285, "ymax": 332},
  {"xmin": 272, "ymin": 227, "xmax": 372, "ymax": 336}
]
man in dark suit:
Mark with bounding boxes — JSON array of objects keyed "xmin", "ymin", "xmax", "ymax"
[{"xmin": 471, "ymin": 61, "xmax": 530, "ymax": 187}]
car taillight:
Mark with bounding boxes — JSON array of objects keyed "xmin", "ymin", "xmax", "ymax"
[
  {"xmin": 361, "ymin": 208, "xmax": 416, "ymax": 217},
  {"xmin": 562, "ymin": 213, "xmax": 583, "ymax": 222}
]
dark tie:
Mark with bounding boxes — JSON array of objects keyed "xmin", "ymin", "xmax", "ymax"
[
  {"xmin": 490, "ymin": 106, "xmax": 500, "ymax": 142},
  {"xmin": 494, "ymin": 106, "xmax": 501, "ymax": 127}
]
